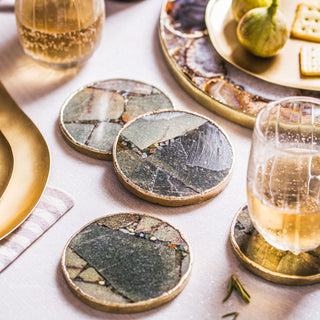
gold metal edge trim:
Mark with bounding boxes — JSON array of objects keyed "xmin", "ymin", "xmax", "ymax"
[
  {"xmin": 60, "ymin": 212, "xmax": 193, "ymax": 313},
  {"xmin": 59, "ymin": 78, "xmax": 176, "ymax": 161},
  {"xmin": 59, "ymin": 81, "xmax": 113, "ymax": 161},
  {"xmin": 230, "ymin": 204, "xmax": 320, "ymax": 286},
  {"xmin": 112, "ymin": 109, "xmax": 234, "ymax": 207},
  {"xmin": 158, "ymin": 4, "xmax": 255, "ymax": 129},
  {"xmin": 58, "ymin": 121, "xmax": 112, "ymax": 160}
]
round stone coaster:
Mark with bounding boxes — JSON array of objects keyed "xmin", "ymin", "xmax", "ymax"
[
  {"xmin": 59, "ymin": 79, "xmax": 174, "ymax": 160},
  {"xmin": 61, "ymin": 213, "xmax": 192, "ymax": 313},
  {"xmin": 113, "ymin": 110, "xmax": 234, "ymax": 206},
  {"xmin": 230, "ymin": 204, "xmax": 320, "ymax": 285}
]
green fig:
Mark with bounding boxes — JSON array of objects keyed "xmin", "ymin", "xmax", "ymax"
[
  {"xmin": 231, "ymin": 0, "xmax": 272, "ymax": 22},
  {"xmin": 236, "ymin": 0, "xmax": 289, "ymax": 58}
]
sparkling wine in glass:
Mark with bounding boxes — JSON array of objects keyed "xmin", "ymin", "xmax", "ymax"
[
  {"xmin": 15, "ymin": 0, "xmax": 105, "ymax": 68},
  {"xmin": 247, "ymin": 96, "xmax": 320, "ymax": 252}
]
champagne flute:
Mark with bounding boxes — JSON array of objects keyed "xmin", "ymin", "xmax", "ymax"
[{"xmin": 247, "ymin": 96, "xmax": 320, "ymax": 252}]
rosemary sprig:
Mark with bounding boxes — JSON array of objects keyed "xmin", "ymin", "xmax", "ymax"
[
  {"xmin": 233, "ymin": 275, "xmax": 251, "ymax": 303},
  {"xmin": 223, "ymin": 274, "xmax": 251, "ymax": 303},
  {"xmin": 222, "ymin": 275, "xmax": 234, "ymax": 302},
  {"xmin": 222, "ymin": 312, "xmax": 239, "ymax": 319}
]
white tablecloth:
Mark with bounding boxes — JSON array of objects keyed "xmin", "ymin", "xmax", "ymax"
[{"xmin": 1, "ymin": 1, "xmax": 319, "ymax": 319}]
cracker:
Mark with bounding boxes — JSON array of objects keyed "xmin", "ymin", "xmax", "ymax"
[
  {"xmin": 300, "ymin": 45, "xmax": 320, "ymax": 75},
  {"xmin": 291, "ymin": 2, "xmax": 320, "ymax": 42}
]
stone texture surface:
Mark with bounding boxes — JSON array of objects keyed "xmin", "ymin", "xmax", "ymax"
[
  {"xmin": 63, "ymin": 214, "xmax": 190, "ymax": 305},
  {"xmin": 60, "ymin": 79, "xmax": 173, "ymax": 157},
  {"xmin": 115, "ymin": 111, "xmax": 233, "ymax": 199}
]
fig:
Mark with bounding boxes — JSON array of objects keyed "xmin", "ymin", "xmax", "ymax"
[
  {"xmin": 231, "ymin": 0, "xmax": 272, "ymax": 22},
  {"xmin": 236, "ymin": 0, "xmax": 289, "ymax": 58}
]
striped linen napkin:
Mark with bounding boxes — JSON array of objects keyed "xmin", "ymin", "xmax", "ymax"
[{"xmin": 0, "ymin": 186, "xmax": 74, "ymax": 272}]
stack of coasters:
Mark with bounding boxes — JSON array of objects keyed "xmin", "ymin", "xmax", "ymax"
[
  {"xmin": 61, "ymin": 213, "xmax": 192, "ymax": 313},
  {"xmin": 59, "ymin": 79, "xmax": 234, "ymax": 206},
  {"xmin": 59, "ymin": 79, "xmax": 174, "ymax": 160},
  {"xmin": 59, "ymin": 79, "xmax": 234, "ymax": 311}
]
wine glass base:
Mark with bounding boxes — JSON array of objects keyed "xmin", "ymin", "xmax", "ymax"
[
  {"xmin": 22, "ymin": 49, "xmax": 89, "ymax": 70},
  {"xmin": 33, "ymin": 58, "xmax": 84, "ymax": 70},
  {"xmin": 230, "ymin": 204, "xmax": 320, "ymax": 285}
]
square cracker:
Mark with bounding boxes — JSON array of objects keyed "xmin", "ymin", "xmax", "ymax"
[
  {"xmin": 291, "ymin": 2, "xmax": 320, "ymax": 42},
  {"xmin": 300, "ymin": 45, "xmax": 320, "ymax": 76}
]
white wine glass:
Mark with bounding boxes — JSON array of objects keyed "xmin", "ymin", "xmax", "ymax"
[
  {"xmin": 15, "ymin": 0, "xmax": 105, "ymax": 68},
  {"xmin": 247, "ymin": 96, "xmax": 320, "ymax": 252}
]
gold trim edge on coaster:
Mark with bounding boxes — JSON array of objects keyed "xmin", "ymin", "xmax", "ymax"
[
  {"xmin": 113, "ymin": 109, "xmax": 234, "ymax": 206},
  {"xmin": 230, "ymin": 203, "xmax": 320, "ymax": 285},
  {"xmin": 59, "ymin": 78, "xmax": 175, "ymax": 160},
  {"xmin": 61, "ymin": 212, "xmax": 192, "ymax": 313}
]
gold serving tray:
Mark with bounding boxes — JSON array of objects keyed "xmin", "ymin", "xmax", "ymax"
[
  {"xmin": 206, "ymin": 0, "xmax": 320, "ymax": 91},
  {"xmin": 0, "ymin": 131, "xmax": 13, "ymax": 200},
  {"xmin": 0, "ymin": 82, "xmax": 50, "ymax": 240},
  {"xmin": 159, "ymin": 0, "xmax": 320, "ymax": 128}
]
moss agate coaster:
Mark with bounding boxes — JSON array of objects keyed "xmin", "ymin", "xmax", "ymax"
[
  {"xmin": 59, "ymin": 79, "xmax": 174, "ymax": 160},
  {"xmin": 61, "ymin": 213, "xmax": 192, "ymax": 313},
  {"xmin": 113, "ymin": 110, "xmax": 233, "ymax": 206},
  {"xmin": 231, "ymin": 204, "xmax": 320, "ymax": 285}
]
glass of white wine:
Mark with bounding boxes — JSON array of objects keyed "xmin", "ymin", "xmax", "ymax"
[
  {"xmin": 247, "ymin": 96, "xmax": 320, "ymax": 252},
  {"xmin": 15, "ymin": 0, "xmax": 105, "ymax": 68}
]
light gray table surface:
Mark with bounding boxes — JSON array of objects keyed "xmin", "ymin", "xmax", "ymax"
[{"xmin": 0, "ymin": 0, "xmax": 319, "ymax": 319}]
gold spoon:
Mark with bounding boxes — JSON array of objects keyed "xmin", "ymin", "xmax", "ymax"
[{"xmin": 0, "ymin": 82, "xmax": 50, "ymax": 239}]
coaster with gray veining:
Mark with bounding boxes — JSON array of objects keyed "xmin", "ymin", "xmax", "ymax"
[
  {"xmin": 59, "ymin": 79, "xmax": 174, "ymax": 160},
  {"xmin": 61, "ymin": 213, "xmax": 192, "ymax": 313},
  {"xmin": 113, "ymin": 110, "xmax": 234, "ymax": 206},
  {"xmin": 230, "ymin": 204, "xmax": 320, "ymax": 285}
]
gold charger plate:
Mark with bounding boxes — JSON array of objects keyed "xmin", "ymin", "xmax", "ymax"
[
  {"xmin": 205, "ymin": 0, "xmax": 320, "ymax": 91},
  {"xmin": 0, "ymin": 82, "xmax": 50, "ymax": 240},
  {"xmin": 0, "ymin": 131, "xmax": 13, "ymax": 200}
]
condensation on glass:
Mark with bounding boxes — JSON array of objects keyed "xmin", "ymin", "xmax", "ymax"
[{"xmin": 247, "ymin": 96, "xmax": 320, "ymax": 252}]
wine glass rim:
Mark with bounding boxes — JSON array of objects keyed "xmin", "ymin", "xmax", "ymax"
[
  {"xmin": 254, "ymin": 96, "xmax": 320, "ymax": 153},
  {"xmin": 257, "ymin": 96, "xmax": 320, "ymax": 120}
]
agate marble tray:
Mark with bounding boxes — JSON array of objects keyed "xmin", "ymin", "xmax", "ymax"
[{"xmin": 159, "ymin": 0, "xmax": 320, "ymax": 128}]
